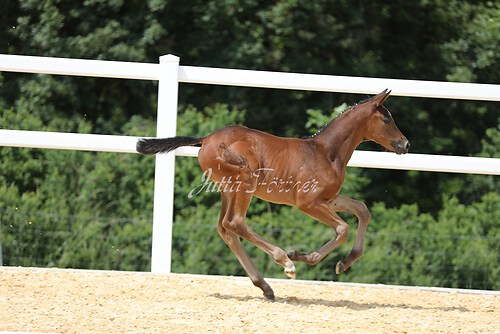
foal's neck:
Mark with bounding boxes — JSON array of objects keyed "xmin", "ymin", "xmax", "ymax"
[{"xmin": 312, "ymin": 107, "xmax": 369, "ymax": 168}]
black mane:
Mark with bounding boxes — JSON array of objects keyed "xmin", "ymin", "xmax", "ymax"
[{"xmin": 304, "ymin": 95, "xmax": 374, "ymax": 139}]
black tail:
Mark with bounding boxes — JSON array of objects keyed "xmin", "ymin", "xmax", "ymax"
[{"xmin": 136, "ymin": 136, "xmax": 203, "ymax": 155}]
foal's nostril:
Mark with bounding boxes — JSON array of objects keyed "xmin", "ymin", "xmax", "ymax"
[{"xmin": 391, "ymin": 139, "xmax": 410, "ymax": 154}]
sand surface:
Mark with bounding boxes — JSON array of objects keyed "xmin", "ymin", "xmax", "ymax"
[{"xmin": 0, "ymin": 267, "xmax": 498, "ymax": 333}]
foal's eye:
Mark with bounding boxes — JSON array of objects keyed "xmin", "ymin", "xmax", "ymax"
[{"xmin": 382, "ymin": 116, "xmax": 391, "ymax": 124}]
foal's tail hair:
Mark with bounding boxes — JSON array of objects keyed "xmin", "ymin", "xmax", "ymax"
[{"xmin": 136, "ymin": 136, "xmax": 203, "ymax": 155}]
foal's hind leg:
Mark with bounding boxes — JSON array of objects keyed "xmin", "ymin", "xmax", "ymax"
[
  {"xmin": 217, "ymin": 194, "xmax": 275, "ymax": 300},
  {"xmin": 222, "ymin": 189, "xmax": 296, "ymax": 281},
  {"xmin": 329, "ymin": 195, "xmax": 371, "ymax": 274}
]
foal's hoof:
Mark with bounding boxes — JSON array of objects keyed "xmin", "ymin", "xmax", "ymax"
[
  {"xmin": 285, "ymin": 270, "xmax": 296, "ymax": 280},
  {"xmin": 335, "ymin": 260, "xmax": 345, "ymax": 274},
  {"xmin": 287, "ymin": 250, "xmax": 307, "ymax": 262},
  {"xmin": 264, "ymin": 293, "xmax": 276, "ymax": 302},
  {"xmin": 287, "ymin": 250, "xmax": 299, "ymax": 260},
  {"xmin": 284, "ymin": 261, "xmax": 297, "ymax": 280}
]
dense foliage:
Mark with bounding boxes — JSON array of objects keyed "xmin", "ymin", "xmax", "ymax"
[{"xmin": 1, "ymin": 1, "xmax": 498, "ymax": 289}]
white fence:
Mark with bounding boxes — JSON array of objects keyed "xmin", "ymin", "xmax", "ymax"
[{"xmin": 1, "ymin": 54, "xmax": 499, "ymax": 273}]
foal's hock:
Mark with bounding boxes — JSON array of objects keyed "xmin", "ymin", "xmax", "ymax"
[{"xmin": 137, "ymin": 89, "xmax": 410, "ymax": 300}]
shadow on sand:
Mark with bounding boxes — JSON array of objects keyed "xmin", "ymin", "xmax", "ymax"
[{"xmin": 208, "ymin": 293, "xmax": 470, "ymax": 312}]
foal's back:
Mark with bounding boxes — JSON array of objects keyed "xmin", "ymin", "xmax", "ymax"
[{"xmin": 199, "ymin": 125, "xmax": 327, "ymax": 170}]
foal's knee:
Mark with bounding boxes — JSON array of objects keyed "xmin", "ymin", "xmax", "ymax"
[{"xmin": 355, "ymin": 201, "xmax": 371, "ymax": 224}]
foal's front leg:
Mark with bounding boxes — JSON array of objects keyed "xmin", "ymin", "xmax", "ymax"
[
  {"xmin": 288, "ymin": 201, "xmax": 349, "ymax": 265},
  {"xmin": 288, "ymin": 195, "xmax": 371, "ymax": 274},
  {"xmin": 329, "ymin": 195, "xmax": 371, "ymax": 274}
]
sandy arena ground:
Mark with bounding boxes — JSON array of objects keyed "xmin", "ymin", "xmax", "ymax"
[{"xmin": 0, "ymin": 267, "xmax": 498, "ymax": 333}]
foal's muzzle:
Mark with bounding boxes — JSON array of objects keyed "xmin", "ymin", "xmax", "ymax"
[{"xmin": 391, "ymin": 139, "xmax": 410, "ymax": 155}]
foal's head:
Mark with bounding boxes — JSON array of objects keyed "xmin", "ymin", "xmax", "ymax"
[{"xmin": 364, "ymin": 89, "xmax": 410, "ymax": 155}]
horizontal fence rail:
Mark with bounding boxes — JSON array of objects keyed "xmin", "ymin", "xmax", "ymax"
[
  {"xmin": 178, "ymin": 66, "xmax": 500, "ymax": 101},
  {"xmin": 2, "ymin": 54, "xmax": 500, "ymax": 101},
  {"xmin": 0, "ymin": 54, "xmax": 159, "ymax": 80},
  {"xmin": 0, "ymin": 130, "xmax": 498, "ymax": 175},
  {"xmin": 0, "ymin": 129, "xmax": 140, "ymax": 153}
]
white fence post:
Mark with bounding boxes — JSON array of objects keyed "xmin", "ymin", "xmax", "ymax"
[{"xmin": 151, "ymin": 54, "xmax": 180, "ymax": 273}]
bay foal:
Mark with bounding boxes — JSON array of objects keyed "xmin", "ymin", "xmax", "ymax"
[{"xmin": 137, "ymin": 89, "xmax": 410, "ymax": 300}]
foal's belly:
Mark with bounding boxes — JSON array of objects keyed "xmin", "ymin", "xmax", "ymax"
[{"xmin": 251, "ymin": 171, "xmax": 322, "ymax": 206}]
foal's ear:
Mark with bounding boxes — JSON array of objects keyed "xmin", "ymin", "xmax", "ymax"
[{"xmin": 372, "ymin": 89, "xmax": 391, "ymax": 107}]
